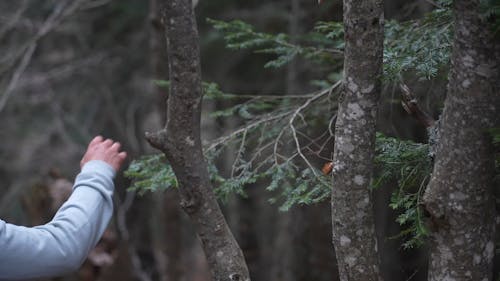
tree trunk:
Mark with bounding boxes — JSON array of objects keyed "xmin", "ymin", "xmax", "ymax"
[
  {"xmin": 331, "ymin": 0, "xmax": 384, "ymax": 280},
  {"xmin": 423, "ymin": 1, "xmax": 500, "ymax": 280},
  {"xmin": 148, "ymin": 0, "xmax": 183, "ymax": 280},
  {"xmin": 146, "ymin": 0, "xmax": 250, "ymax": 280}
]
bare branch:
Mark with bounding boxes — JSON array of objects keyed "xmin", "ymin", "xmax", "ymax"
[
  {"xmin": 273, "ymin": 126, "xmax": 288, "ymax": 165},
  {"xmin": 231, "ymin": 129, "xmax": 247, "ymax": 178},
  {"xmin": 0, "ymin": 43, "xmax": 36, "ymax": 112},
  {"xmin": 328, "ymin": 113, "xmax": 337, "ymax": 137},
  {"xmin": 0, "ymin": 1, "xmax": 28, "ymax": 39},
  {"xmin": 207, "ymin": 110, "xmax": 294, "ymax": 152},
  {"xmin": 0, "ymin": 0, "xmax": 88, "ymax": 112},
  {"xmin": 289, "ymin": 81, "xmax": 341, "ymax": 177}
]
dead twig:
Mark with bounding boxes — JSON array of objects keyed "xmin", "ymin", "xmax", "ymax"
[
  {"xmin": 399, "ymin": 82, "xmax": 436, "ymax": 128},
  {"xmin": 289, "ymin": 81, "xmax": 341, "ymax": 177},
  {"xmin": 0, "ymin": 0, "xmax": 87, "ymax": 112}
]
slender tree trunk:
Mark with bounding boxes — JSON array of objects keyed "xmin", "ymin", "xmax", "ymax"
[
  {"xmin": 149, "ymin": 0, "xmax": 183, "ymax": 280},
  {"xmin": 423, "ymin": 1, "xmax": 500, "ymax": 280},
  {"xmin": 146, "ymin": 0, "xmax": 250, "ymax": 280},
  {"xmin": 331, "ymin": 0, "xmax": 384, "ymax": 280},
  {"xmin": 270, "ymin": 210, "xmax": 295, "ymax": 281}
]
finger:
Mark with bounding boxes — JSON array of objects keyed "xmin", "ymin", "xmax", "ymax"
[
  {"xmin": 118, "ymin": 151, "xmax": 127, "ymax": 160},
  {"xmin": 110, "ymin": 142, "xmax": 121, "ymax": 152},
  {"xmin": 111, "ymin": 152, "xmax": 128, "ymax": 171},
  {"xmin": 88, "ymin": 136, "xmax": 103, "ymax": 148},
  {"xmin": 102, "ymin": 138, "xmax": 113, "ymax": 147}
]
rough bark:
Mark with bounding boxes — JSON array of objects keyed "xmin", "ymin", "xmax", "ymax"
[
  {"xmin": 331, "ymin": 0, "xmax": 384, "ymax": 280},
  {"xmin": 148, "ymin": 1, "xmax": 183, "ymax": 280},
  {"xmin": 422, "ymin": 1, "xmax": 500, "ymax": 280},
  {"xmin": 145, "ymin": 0, "xmax": 250, "ymax": 280}
]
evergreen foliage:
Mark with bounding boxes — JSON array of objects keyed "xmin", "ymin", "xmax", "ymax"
[
  {"xmin": 127, "ymin": 6, "xmax": 458, "ymax": 248},
  {"xmin": 127, "ymin": 80, "xmax": 339, "ymax": 209},
  {"xmin": 383, "ymin": 7, "xmax": 452, "ymax": 80},
  {"xmin": 207, "ymin": 18, "xmax": 343, "ymax": 69},
  {"xmin": 480, "ymin": 0, "xmax": 500, "ymax": 34},
  {"xmin": 373, "ymin": 133, "xmax": 432, "ymax": 249},
  {"xmin": 125, "ymin": 154, "xmax": 177, "ymax": 195},
  {"xmin": 209, "ymin": 7, "xmax": 453, "ymax": 82}
]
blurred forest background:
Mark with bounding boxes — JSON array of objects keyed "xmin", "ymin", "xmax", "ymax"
[{"xmin": 0, "ymin": 0, "xmax": 493, "ymax": 280}]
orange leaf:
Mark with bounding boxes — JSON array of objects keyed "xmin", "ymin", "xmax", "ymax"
[{"xmin": 322, "ymin": 162, "xmax": 333, "ymax": 175}]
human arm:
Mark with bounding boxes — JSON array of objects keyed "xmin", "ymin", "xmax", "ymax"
[{"xmin": 0, "ymin": 137, "xmax": 126, "ymax": 280}]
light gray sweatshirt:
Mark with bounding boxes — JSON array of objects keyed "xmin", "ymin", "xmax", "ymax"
[{"xmin": 0, "ymin": 160, "xmax": 115, "ymax": 280}]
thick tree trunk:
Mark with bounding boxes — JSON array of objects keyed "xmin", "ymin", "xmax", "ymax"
[
  {"xmin": 423, "ymin": 1, "xmax": 500, "ymax": 280},
  {"xmin": 331, "ymin": 0, "xmax": 384, "ymax": 280},
  {"xmin": 146, "ymin": 0, "xmax": 250, "ymax": 280}
]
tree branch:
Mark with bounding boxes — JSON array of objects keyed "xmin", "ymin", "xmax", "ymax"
[
  {"xmin": 148, "ymin": 0, "xmax": 250, "ymax": 280},
  {"xmin": 0, "ymin": 0, "xmax": 87, "ymax": 113}
]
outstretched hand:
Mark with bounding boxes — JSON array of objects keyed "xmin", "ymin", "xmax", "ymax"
[{"xmin": 80, "ymin": 136, "xmax": 127, "ymax": 172}]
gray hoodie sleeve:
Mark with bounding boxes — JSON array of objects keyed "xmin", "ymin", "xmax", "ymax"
[{"xmin": 0, "ymin": 160, "xmax": 115, "ymax": 280}]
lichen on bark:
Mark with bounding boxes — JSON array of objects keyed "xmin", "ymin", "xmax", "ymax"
[
  {"xmin": 422, "ymin": 0, "xmax": 500, "ymax": 280},
  {"xmin": 146, "ymin": 0, "xmax": 251, "ymax": 280},
  {"xmin": 331, "ymin": 0, "xmax": 384, "ymax": 280}
]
